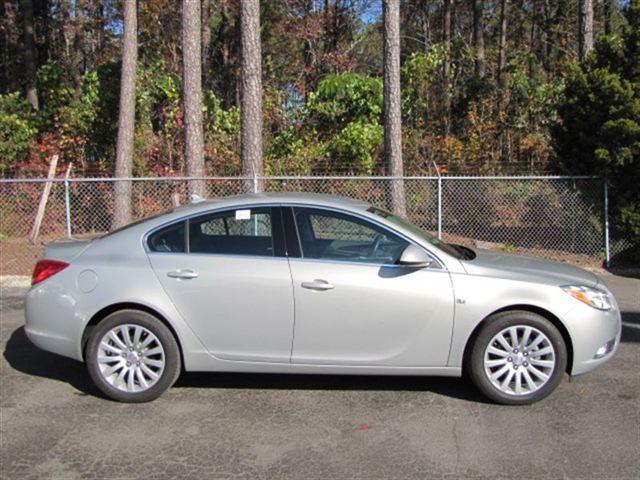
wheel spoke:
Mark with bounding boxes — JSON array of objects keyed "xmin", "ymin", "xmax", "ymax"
[
  {"xmin": 133, "ymin": 326, "xmax": 143, "ymax": 347},
  {"xmin": 114, "ymin": 367, "xmax": 128, "ymax": 387},
  {"xmin": 509, "ymin": 327, "xmax": 519, "ymax": 348},
  {"xmin": 108, "ymin": 331, "xmax": 128, "ymax": 350},
  {"xmin": 485, "ymin": 358, "xmax": 508, "ymax": 368},
  {"xmin": 490, "ymin": 364, "xmax": 510, "ymax": 381},
  {"xmin": 514, "ymin": 370, "xmax": 523, "ymax": 394},
  {"xmin": 530, "ymin": 346, "xmax": 553, "ymax": 358},
  {"xmin": 136, "ymin": 367, "xmax": 149, "ymax": 389},
  {"xmin": 140, "ymin": 364, "xmax": 159, "ymax": 380},
  {"xmin": 143, "ymin": 346, "xmax": 163, "ymax": 357},
  {"xmin": 522, "ymin": 368, "xmax": 537, "ymax": 392},
  {"xmin": 120, "ymin": 326, "xmax": 133, "ymax": 347},
  {"xmin": 142, "ymin": 358, "xmax": 164, "ymax": 369},
  {"xmin": 500, "ymin": 369, "xmax": 515, "ymax": 391},
  {"xmin": 97, "ymin": 355, "xmax": 120, "ymax": 364},
  {"xmin": 99, "ymin": 341, "xmax": 122, "ymax": 355},
  {"xmin": 487, "ymin": 346, "xmax": 510, "ymax": 357},
  {"xmin": 496, "ymin": 334, "xmax": 512, "ymax": 352},
  {"xmin": 102, "ymin": 362, "xmax": 123, "ymax": 377},
  {"xmin": 521, "ymin": 327, "xmax": 532, "ymax": 349},
  {"xmin": 530, "ymin": 358, "xmax": 554, "ymax": 368},
  {"xmin": 127, "ymin": 368, "xmax": 135, "ymax": 392},
  {"xmin": 527, "ymin": 364, "xmax": 550, "ymax": 381}
]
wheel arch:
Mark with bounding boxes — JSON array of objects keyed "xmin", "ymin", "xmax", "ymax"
[
  {"xmin": 461, "ymin": 304, "xmax": 574, "ymax": 375},
  {"xmin": 82, "ymin": 302, "xmax": 184, "ymax": 364}
]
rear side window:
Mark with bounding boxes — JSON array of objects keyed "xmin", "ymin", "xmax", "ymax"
[
  {"xmin": 148, "ymin": 222, "xmax": 185, "ymax": 253},
  {"xmin": 189, "ymin": 208, "xmax": 274, "ymax": 256}
]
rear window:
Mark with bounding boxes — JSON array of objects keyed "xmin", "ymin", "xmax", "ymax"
[{"xmin": 147, "ymin": 222, "xmax": 185, "ymax": 253}]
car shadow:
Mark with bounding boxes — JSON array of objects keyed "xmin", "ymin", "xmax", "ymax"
[
  {"xmin": 3, "ymin": 327, "xmax": 96, "ymax": 395},
  {"xmin": 621, "ymin": 311, "xmax": 640, "ymax": 343},
  {"xmin": 4, "ymin": 326, "xmax": 488, "ymax": 403}
]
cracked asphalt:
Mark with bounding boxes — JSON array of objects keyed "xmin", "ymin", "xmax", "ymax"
[{"xmin": 1, "ymin": 273, "xmax": 639, "ymax": 479}]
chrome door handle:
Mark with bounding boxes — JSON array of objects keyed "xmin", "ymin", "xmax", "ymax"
[
  {"xmin": 167, "ymin": 269, "xmax": 198, "ymax": 280},
  {"xmin": 301, "ymin": 279, "xmax": 334, "ymax": 291}
]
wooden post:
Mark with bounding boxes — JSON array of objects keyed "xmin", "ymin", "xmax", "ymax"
[{"xmin": 30, "ymin": 155, "xmax": 59, "ymax": 244}]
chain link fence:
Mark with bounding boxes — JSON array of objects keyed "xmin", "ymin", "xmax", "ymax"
[{"xmin": 1, "ymin": 175, "xmax": 629, "ymax": 279}]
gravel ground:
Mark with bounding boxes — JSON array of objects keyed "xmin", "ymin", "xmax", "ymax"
[{"xmin": 1, "ymin": 274, "xmax": 639, "ymax": 479}]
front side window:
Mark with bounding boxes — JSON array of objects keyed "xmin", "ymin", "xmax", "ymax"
[
  {"xmin": 189, "ymin": 208, "xmax": 274, "ymax": 256},
  {"xmin": 293, "ymin": 207, "xmax": 409, "ymax": 264}
]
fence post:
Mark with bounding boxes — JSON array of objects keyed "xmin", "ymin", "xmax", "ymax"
[
  {"xmin": 253, "ymin": 171, "xmax": 258, "ymax": 194},
  {"xmin": 437, "ymin": 176, "xmax": 443, "ymax": 240},
  {"xmin": 604, "ymin": 177, "xmax": 610, "ymax": 268},
  {"xmin": 64, "ymin": 163, "xmax": 72, "ymax": 238}
]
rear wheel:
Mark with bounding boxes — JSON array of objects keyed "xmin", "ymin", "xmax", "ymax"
[
  {"xmin": 468, "ymin": 311, "xmax": 567, "ymax": 405},
  {"xmin": 86, "ymin": 310, "xmax": 181, "ymax": 402}
]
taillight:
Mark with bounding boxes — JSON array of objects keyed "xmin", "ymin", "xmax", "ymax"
[{"xmin": 31, "ymin": 259, "xmax": 69, "ymax": 286}]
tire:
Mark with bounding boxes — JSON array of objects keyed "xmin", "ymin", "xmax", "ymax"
[
  {"xmin": 468, "ymin": 311, "xmax": 567, "ymax": 405},
  {"xmin": 86, "ymin": 309, "xmax": 181, "ymax": 403}
]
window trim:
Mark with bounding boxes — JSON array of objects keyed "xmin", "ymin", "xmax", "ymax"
[
  {"xmin": 143, "ymin": 204, "xmax": 286, "ymax": 258},
  {"xmin": 284, "ymin": 204, "xmax": 444, "ymax": 269}
]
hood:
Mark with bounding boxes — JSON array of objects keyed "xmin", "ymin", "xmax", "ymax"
[
  {"xmin": 461, "ymin": 248, "xmax": 599, "ymax": 288},
  {"xmin": 44, "ymin": 237, "xmax": 95, "ymax": 263}
]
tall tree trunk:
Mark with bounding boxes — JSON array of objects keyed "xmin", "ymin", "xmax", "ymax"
[
  {"xmin": 578, "ymin": 0, "xmax": 594, "ymax": 61},
  {"xmin": 73, "ymin": 0, "xmax": 85, "ymax": 89},
  {"xmin": 240, "ymin": 0, "xmax": 263, "ymax": 193},
  {"xmin": 498, "ymin": 0, "xmax": 508, "ymax": 90},
  {"xmin": 442, "ymin": 0, "xmax": 452, "ymax": 136},
  {"xmin": 383, "ymin": 0, "xmax": 405, "ymax": 216},
  {"xmin": 201, "ymin": 0, "xmax": 212, "ymax": 89},
  {"xmin": 182, "ymin": 0, "xmax": 206, "ymax": 196},
  {"xmin": 603, "ymin": 0, "xmax": 612, "ymax": 35},
  {"xmin": 472, "ymin": 0, "xmax": 485, "ymax": 77},
  {"xmin": 20, "ymin": 0, "xmax": 39, "ymax": 109},
  {"xmin": 112, "ymin": 0, "xmax": 137, "ymax": 229}
]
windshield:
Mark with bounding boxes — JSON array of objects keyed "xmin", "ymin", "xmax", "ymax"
[{"xmin": 367, "ymin": 207, "xmax": 472, "ymax": 260}]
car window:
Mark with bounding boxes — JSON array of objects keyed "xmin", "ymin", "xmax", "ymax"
[
  {"xmin": 148, "ymin": 221, "xmax": 186, "ymax": 253},
  {"xmin": 189, "ymin": 208, "xmax": 274, "ymax": 256},
  {"xmin": 294, "ymin": 207, "xmax": 409, "ymax": 264}
]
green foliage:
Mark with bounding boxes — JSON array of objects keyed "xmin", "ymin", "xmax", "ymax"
[
  {"xmin": 553, "ymin": 3, "xmax": 640, "ymax": 241},
  {"xmin": 328, "ymin": 121, "xmax": 383, "ymax": 174},
  {"xmin": 402, "ymin": 45, "xmax": 446, "ymax": 127},
  {"xmin": 306, "ymin": 73, "xmax": 383, "ymax": 133},
  {"xmin": 0, "ymin": 93, "xmax": 38, "ymax": 169}
]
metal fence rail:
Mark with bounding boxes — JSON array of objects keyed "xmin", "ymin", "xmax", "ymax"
[{"xmin": 0, "ymin": 175, "xmax": 622, "ymax": 277}]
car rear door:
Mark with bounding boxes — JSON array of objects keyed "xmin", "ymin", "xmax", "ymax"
[
  {"xmin": 146, "ymin": 206, "xmax": 295, "ymax": 363},
  {"xmin": 285, "ymin": 206, "xmax": 455, "ymax": 367}
]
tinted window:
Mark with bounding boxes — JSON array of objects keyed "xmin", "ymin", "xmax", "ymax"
[
  {"xmin": 189, "ymin": 208, "xmax": 274, "ymax": 256},
  {"xmin": 148, "ymin": 222, "xmax": 185, "ymax": 253},
  {"xmin": 294, "ymin": 208, "xmax": 409, "ymax": 264}
]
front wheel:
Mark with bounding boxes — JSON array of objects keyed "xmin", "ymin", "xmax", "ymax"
[
  {"xmin": 468, "ymin": 311, "xmax": 567, "ymax": 405},
  {"xmin": 86, "ymin": 310, "xmax": 181, "ymax": 402}
]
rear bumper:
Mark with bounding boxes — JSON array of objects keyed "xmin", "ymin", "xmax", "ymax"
[{"xmin": 24, "ymin": 281, "xmax": 85, "ymax": 361}]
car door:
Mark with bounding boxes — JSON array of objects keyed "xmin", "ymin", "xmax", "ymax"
[
  {"xmin": 286, "ymin": 206, "xmax": 455, "ymax": 367},
  {"xmin": 146, "ymin": 206, "xmax": 295, "ymax": 363}
]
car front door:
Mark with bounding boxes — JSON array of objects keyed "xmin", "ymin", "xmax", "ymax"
[
  {"xmin": 147, "ymin": 206, "xmax": 295, "ymax": 363},
  {"xmin": 286, "ymin": 206, "xmax": 455, "ymax": 367}
]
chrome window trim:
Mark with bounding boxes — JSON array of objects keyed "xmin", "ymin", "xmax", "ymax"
[
  {"xmin": 284, "ymin": 203, "xmax": 445, "ymax": 270},
  {"xmin": 142, "ymin": 201, "xmax": 447, "ymax": 270}
]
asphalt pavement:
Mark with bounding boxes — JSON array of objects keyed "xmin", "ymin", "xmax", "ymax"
[{"xmin": 1, "ymin": 273, "xmax": 639, "ymax": 479}]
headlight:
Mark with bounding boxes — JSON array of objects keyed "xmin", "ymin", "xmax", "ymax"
[{"xmin": 561, "ymin": 285, "xmax": 612, "ymax": 311}]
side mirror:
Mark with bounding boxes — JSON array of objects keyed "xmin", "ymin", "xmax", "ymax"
[{"xmin": 397, "ymin": 244, "xmax": 434, "ymax": 268}]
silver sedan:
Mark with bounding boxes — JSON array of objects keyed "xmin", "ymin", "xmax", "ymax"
[{"xmin": 25, "ymin": 193, "xmax": 621, "ymax": 404}]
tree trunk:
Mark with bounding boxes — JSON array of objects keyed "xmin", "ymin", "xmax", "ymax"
[
  {"xmin": 182, "ymin": 0, "xmax": 206, "ymax": 197},
  {"xmin": 578, "ymin": 0, "xmax": 594, "ymax": 61},
  {"xmin": 20, "ymin": 0, "xmax": 39, "ymax": 109},
  {"xmin": 442, "ymin": 0, "xmax": 452, "ymax": 136},
  {"xmin": 201, "ymin": 0, "xmax": 212, "ymax": 89},
  {"xmin": 112, "ymin": 0, "xmax": 137, "ymax": 229},
  {"xmin": 73, "ymin": 0, "xmax": 85, "ymax": 89},
  {"xmin": 497, "ymin": 0, "xmax": 508, "ymax": 90},
  {"xmin": 383, "ymin": 0, "xmax": 405, "ymax": 216},
  {"xmin": 241, "ymin": 0, "xmax": 263, "ymax": 193},
  {"xmin": 603, "ymin": 0, "xmax": 612, "ymax": 35},
  {"xmin": 472, "ymin": 0, "xmax": 485, "ymax": 77}
]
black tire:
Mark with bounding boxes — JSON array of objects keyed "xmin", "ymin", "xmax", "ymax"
[
  {"xmin": 468, "ymin": 311, "xmax": 567, "ymax": 405},
  {"xmin": 86, "ymin": 309, "xmax": 181, "ymax": 403}
]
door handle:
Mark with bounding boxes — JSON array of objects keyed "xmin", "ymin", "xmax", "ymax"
[
  {"xmin": 301, "ymin": 279, "xmax": 334, "ymax": 291},
  {"xmin": 167, "ymin": 269, "xmax": 198, "ymax": 280}
]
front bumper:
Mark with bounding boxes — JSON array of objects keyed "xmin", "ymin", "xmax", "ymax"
[{"xmin": 564, "ymin": 300, "xmax": 622, "ymax": 376}]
